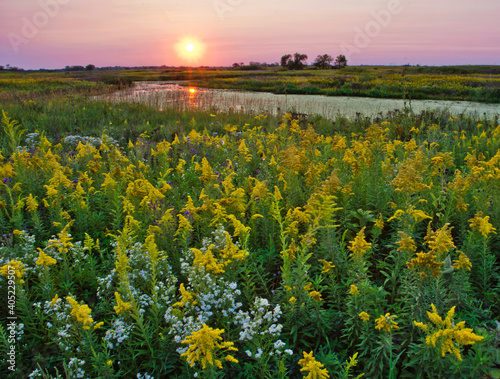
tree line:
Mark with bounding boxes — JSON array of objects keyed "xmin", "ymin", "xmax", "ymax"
[{"xmin": 280, "ymin": 53, "xmax": 347, "ymax": 70}]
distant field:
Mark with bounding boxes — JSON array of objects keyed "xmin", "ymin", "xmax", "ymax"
[
  {"xmin": 0, "ymin": 67, "xmax": 499, "ymax": 379},
  {"xmin": 2, "ymin": 65, "xmax": 500, "ymax": 103}
]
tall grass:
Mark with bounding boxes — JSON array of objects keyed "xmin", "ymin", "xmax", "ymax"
[{"xmin": 0, "ymin": 74, "xmax": 499, "ymax": 378}]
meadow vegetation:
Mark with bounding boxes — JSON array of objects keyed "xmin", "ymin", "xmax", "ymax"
[{"xmin": 0, "ymin": 72, "xmax": 499, "ymax": 378}]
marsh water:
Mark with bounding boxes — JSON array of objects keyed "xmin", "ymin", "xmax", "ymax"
[{"xmin": 105, "ymin": 81, "xmax": 500, "ymax": 119}]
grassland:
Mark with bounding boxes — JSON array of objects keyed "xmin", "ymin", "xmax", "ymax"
[
  {"xmin": 4, "ymin": 65, "xmax": 500, "ymax": 103},
  {"xmin": 0, "ymin": 71, "xmax": 499, "ymax": 378}
]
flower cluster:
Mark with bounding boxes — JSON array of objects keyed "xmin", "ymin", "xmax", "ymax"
[
  {"xmin": 180, "ymin": 324, "xmax": 238, "ymax": 370},
  {"xmin": 298, "ymin": 351, "xmax": 330, "ymax": 379},
  {"xmin": 414, "ymin": 304, "xmax": 484, "ymax": 360}
]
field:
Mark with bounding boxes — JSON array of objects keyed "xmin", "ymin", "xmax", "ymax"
[
  {"xmin": 184, "ymin": 66, "xmax": 500, "ymax": 103},
  {"xmin": 0, "ymin": 71, "xmax": 499, "ymax": 378},
  {"xmin": 44, "ymin": 64, "xmax": 500, "ymax": 103}
]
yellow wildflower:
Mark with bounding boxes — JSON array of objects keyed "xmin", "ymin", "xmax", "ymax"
[
  {"xmin": 35, "ymin": 248, "xmax": 57, "ymax": 267},
  {"xmin": 424, "ymin": 222, "xmax": 455, "ymax": 255},
  {"xmin": 348, "ymin": 227, "xmax": 371, "ymax": 257},
  {"xmin": 392, "ymin": 149, "xmax": 430, "ymax": 193},
  {"xmin": 359, "ymin": 312, "xmax": 370, "ymax": 322},
  {"xmin": 192, "ymin": 245, "xmax": 225, "ymax": 274},
  {"xmin": 375, "ymin": 313, "xmax": 399, "ymax": 332},
  {"xmin": 181, "ymin": 324, "xmax": 238, "ymax": 369},
  {"xmin": 225, "ymin": 355, "xmax": 238, "ymax": 363},
  {"xmin": 456, "ymin": 196, "xmax": 468, "ymax": 212},
  {"xmin": 66, "ymin": 296, "xmax": 94, "ymax": 329},
  {"xmin": 227, "ymin": 215, "xmax": 250, "ymax": 239},
  {"xmin": 406, "ymin": 250, "xmax": 442, "ymax": 277},
  {"xmin": 318, "ymin": 259, "xmax": 335, "ymax": 273},
  {"xmin": 427, "ymin": 304, "xmax": 444, "ymax": 326},
  {"xmin": 219, "ymin": 232, "xmax": 248, "ymax": 265},
  {"xmin": 50, "ymin": 294, "xmax": 60, "ymax": 307},
  {"xmin": 408, "ymin": 207, "xmax": 432, "ymax": 222},
  {"xmin": 469, "ymin": 212, "xmax": 496, "ymax": 238},
  {"xmin": 309, "ymin": 291, "xmax": 323, "ymax": 301},
  {"xmin": 349, "ymin": 285, "xmax": 360, "ymax": 296},
  {"xmin": 387, "ymin": 209, "xmax": 405, "ymax": 222},
  {"xmin": 173, "ymin": 283, "xmax": 197, "ymax": 307},
  {"xmin": 452, "ymin": 251, "xmax": 472, "ymax": 271},
  {"xmin": 114, "ymin": 292, "xmax": 132, "ymax": 315},
  {"xmin": 415, "ymin": 304, "xmax": 484, "ymax": 361},
  {"xmin": 374, "ymin": 213, "xmax": 384, "ymax": 229},
  {"xmin": 396, "ymin": 232, "xmax": 417, "ymax": 253},
  {"xmin": 94, "ymin": 322, "xmax": 104, "ymax": 330},
  {"xmin": 413, "ymin": 321, "xmax": 428, "ymax": 332},
  {"xmin": 0, "ymin": 260, "xmax": 25, "ymax": 279},
  {"xmin": 289, "ymin": 297, "xmax": 297, "ymax": 303},
  {"xmin": 238, "ymin": 139, "xmax": 252, "ymax": 162},
  {"xmin": 101, "ymin": 173, "xmax": 117, "ymax": 191},
  {"xmin": 25, "ymin": 193, "xmax": 38, "ymax": 212},
  {"xmin": 196, "ymin": 157, "xmax": 218, "ymax": 183},
  {"xmin": 298, "ymin": 351, "xmax": 330, "ymax": 379},
  {"xmin": 175, "ymin": 214, "xmax": 193, "ymax": 241},
  {"xmin": 47, "ymin": 221, "xmax": 74, "ymax": 255}
]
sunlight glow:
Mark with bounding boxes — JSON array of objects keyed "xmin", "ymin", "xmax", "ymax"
[{"xmin": 175, "ymin": 37, "xmax": 206, "ymax": 63}]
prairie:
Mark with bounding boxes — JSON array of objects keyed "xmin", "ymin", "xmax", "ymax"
[{"xmin": 0, "ymin": 69, "xmax": 499, "ymax": 378}]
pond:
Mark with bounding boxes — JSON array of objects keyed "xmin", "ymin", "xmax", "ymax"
[{"xmin": 104, "ymin": 81, "xmax": 500, "ymax": 119}]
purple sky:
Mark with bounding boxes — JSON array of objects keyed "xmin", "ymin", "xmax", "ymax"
[{"xmin": 0, "ymin": 0, "xmax": 499, "ymax": 69}]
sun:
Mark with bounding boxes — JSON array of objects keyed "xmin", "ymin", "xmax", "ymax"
[{"xmin": 175, "ymin": 37, "xmax": 206, "ymax": 63}]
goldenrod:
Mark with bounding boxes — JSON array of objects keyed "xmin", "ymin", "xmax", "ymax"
[
  {"xmin": 469, "ymin": 212, "xmax": 496, "ymax": 237},
  {"xmin": 181, "ymin": 324, "xmax": 238, "ymax": 369},
  {"xmin": 0, "ymin": 260, "xmax": 25, "ymax": 279},
  {"xmin": 359, "ymin": 312, "xmax": 370, "ymax": 322},
  {"xmin": 348, "ymin": 227, "xmax": 371, "ymax": 257},
  {"xmin": 114, "ymin": 292, "xmax": 132, "ymax": 315},
  {"xmin": 66, "ymin": 296, "xmax": 94, "ymax": 329},
  {"xmin": 35, "ymin": 248, "xmax": 57, "ymax": 267},
  {"xmin": 375, "ymin": 313, "xmax": 399, "ymax": 332},
  {"xmin": 414, "ymin": 304, "xmax": 484, "ymax": 360},
  {"xmin": 298, "ymin": 351, "xmax": 330, "ymax": 379},
  {"xmin": 349, "ymin": 285, "xmax": 360, "ymax": 296}
]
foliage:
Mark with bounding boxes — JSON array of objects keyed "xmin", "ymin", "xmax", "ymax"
[
  {"xmin": 334, "ymin": 55, "xmax": 348, "ymax": 69},
  {"xmin": 0, "ymin": 77, "xmax": 499, "ymax": 378},
  {"xmin": 313, "ymin": 55, "xmax": 333, "ymax": 70}
]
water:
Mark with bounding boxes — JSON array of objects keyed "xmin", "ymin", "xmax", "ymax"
[{"xmin": 104, "ymin": 81, "xmax": 500, "ymax": 119}]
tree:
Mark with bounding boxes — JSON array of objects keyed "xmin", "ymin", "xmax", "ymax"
[
  {"xmin": 334, "ymin": 55, "xmax": 347, "ymax": 69},
  {"xmin": 281, "ymin": 53, "xmax": 308, "ymax": 70},
  {"xmin": 85, "ymin": 64, "xmax": 96, "ymax": 71},
  {"xmin": 291, "ymin": 53, "xmax": 308, "ymax": 70},
  {"xmin": 0, "ymin": 66, "xmax": 4, "ymax": 71},
  {"xmin": 281, "ymin": 54, "xmax": 292, "ymax": 68},
  {"xmin": 313, "ymin": 54, "xmax": 333, "ymax": 69}
]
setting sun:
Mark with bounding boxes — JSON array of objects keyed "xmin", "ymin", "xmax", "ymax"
[{"xmin": 175, "ymin": 37, "xmax": 206, "ymax": 63}]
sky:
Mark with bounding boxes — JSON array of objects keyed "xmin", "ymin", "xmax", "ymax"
[{"xmin": 0, "ymin": 0, "xmax": 499, "ymax": 70}]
